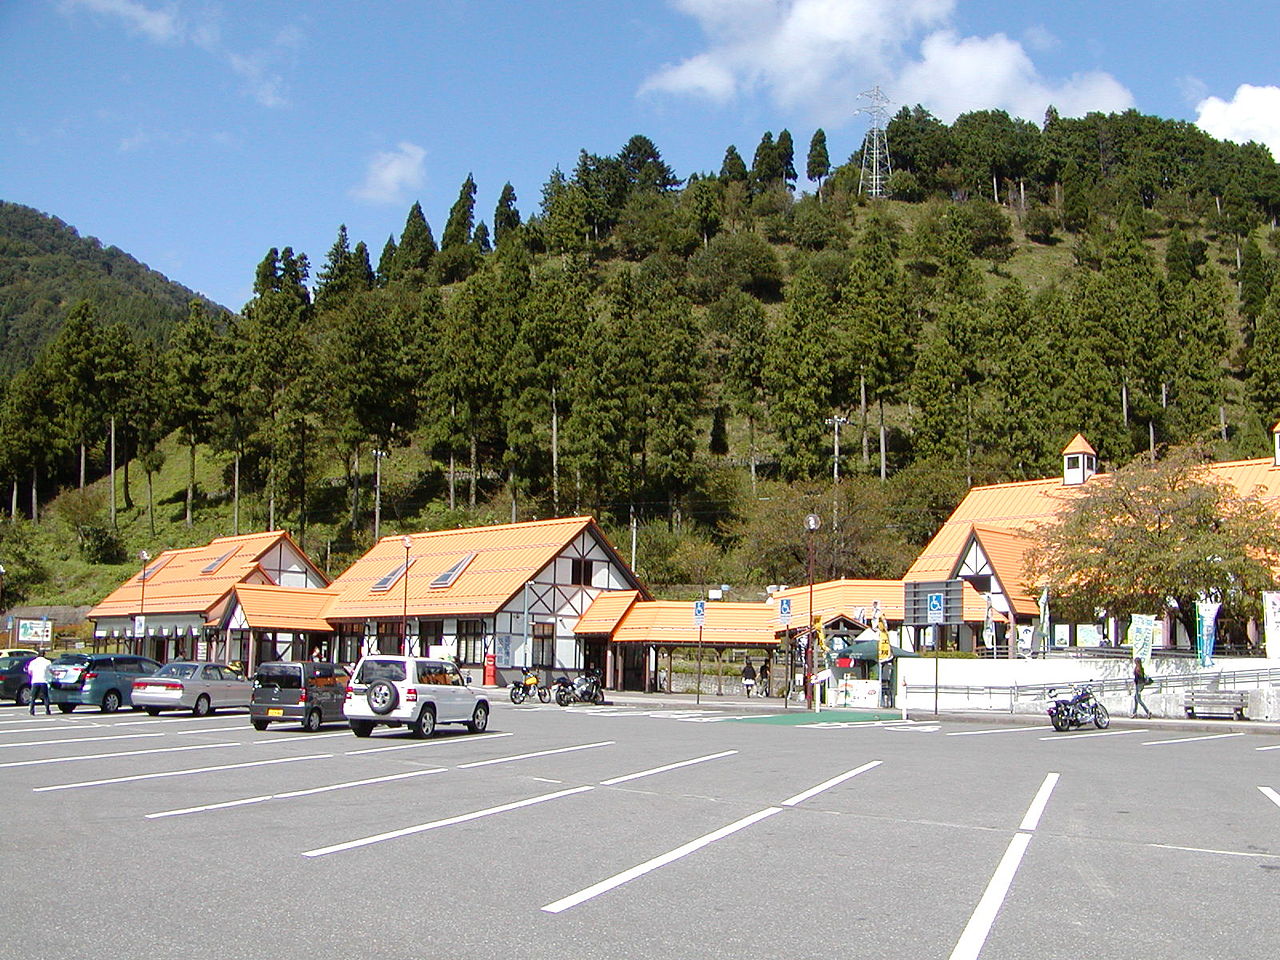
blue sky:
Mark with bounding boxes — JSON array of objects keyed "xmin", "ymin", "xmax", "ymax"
[{"xmin": 2, "ymin": 1, "xmax": 1279, "ymax": 312}]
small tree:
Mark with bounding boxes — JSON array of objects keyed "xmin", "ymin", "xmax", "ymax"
[{"xmin": 1027, "ymin": 445, "xmax": 1280, "ymax": 642}]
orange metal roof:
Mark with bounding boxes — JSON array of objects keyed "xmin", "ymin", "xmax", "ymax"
[
  {"xmin": 905, "ymin": 454, "xmax": 1280, "ymax": 606},
  {"xmin": 610, "ymin": 601, "xmax": 779, "ymax": 647},
  {"xmin": 1062, "ymin": 433, "xmax": 1096, "ymax": 455},
  {"xmin": 323, "ymin": 516, "xmax": 643, "ymax": 622},
  {"xmin": 772, "ymin": 578, "xmax": 1002, "ymax": 626},
  {"xmin": 969, "ymin": 526, "xmax": 1039, "ymax": 616},
  {"xmin": 88, "ymin": 531, "xmax": 322, "ymax": 620},
  {"xmin": 574, "ymin": 590, "xmax": 641, "ymax": 634},
  {"xmin": 230, "ymin": 584, "xmax": 339, "ymax": 632}
]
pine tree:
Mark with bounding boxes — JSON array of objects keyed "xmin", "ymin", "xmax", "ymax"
[
  {"xmin": 720, "ymin": 145, "xmax": 749, "ymax": 183},
  {"xmin": 395, "ymin": 202, "xmax": 437, "ymax": 278},
  {"xmin": 806, "ymin": 129, "xmax": 830, "ymax": 194},
  {"xmin": 763, "ymin": 268, "xmax": 834, "ymax": 479},
  {"xmin": 751, "ymin": 131, "xmax": 783, "ymax": 194},
  {"xmin": 163, "ymin": 302, "xmax": 218, "ymax": 527},
  {"xmin": 47, "ymin": 300, "xmax": 104, "ymax": 489},
  {"xmin": 442, "ymin": 174, "xmax": 477, "ymax": 250},
  {"xmin": 376, "ymin": 235, "xmax": 398, "ymax": 286},
  {"xmin": 776, "ymin": 129, "xmax": 797, "ymax": 186},
  {"xmin": 494, "ymin": 182, "xmax": 521, "ymax": 247}
]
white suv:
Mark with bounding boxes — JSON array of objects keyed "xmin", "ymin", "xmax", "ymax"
[{"xmin": 343, "ymin": 656, "xmax": 490, "ymax": 739}]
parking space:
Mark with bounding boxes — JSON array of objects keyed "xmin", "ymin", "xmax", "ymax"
[{"xmin": 3, "ymin": 701, "xmax": 1278, "ymax": 960}]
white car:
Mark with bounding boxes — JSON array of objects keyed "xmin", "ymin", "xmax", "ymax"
[
  {"xmin": 343, "ymin": 656, "xmax": 489, "ymax": 738},
  {"xmin": 131, "ymin": 661, "xmax": 252, "ymax": 716}
]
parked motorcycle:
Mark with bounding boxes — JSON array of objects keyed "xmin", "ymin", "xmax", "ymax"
[
  {"xmin": 554, "ymin": 669, "xmax": 604, "ymax": 706},
  {"xmin": 509, "ymin": 667, "xmax": 550, "ymax": 704},
  {"xmin": 1047, "ymin": 684, "xmax": 1110, "ymax": 731}
]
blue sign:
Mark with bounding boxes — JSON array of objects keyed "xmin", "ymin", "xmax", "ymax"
[
  {"xmin": 927, "ymin": 592, "xmax": 944, "ymax": 625},
  {"xmin": 693, "ymin": 600, "xmax": 706, "ymax": 627},
  {"xmin": 779, "ymin": 597, "xmax": 792, "ymax": 627}
]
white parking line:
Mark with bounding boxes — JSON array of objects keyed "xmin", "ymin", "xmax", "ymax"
[
  {"xmin": 1149, "ymin": 842, "xmax": 1280, "ymax": 859},
  {"xmin": 1254, "ymin": 743, "xmax": 1280, "ymax": 752},
  {"xmin": 1259, "ymin": 786, "xmax": 1280, "ymax": 810},
  {"xmin": 0, "ymin": 741, "xmax": 237, "ymax": 769},
  {"xmin": 948, "ymin": 772, "xmax": 1059, "ymax": 960},
  {"xmin": 343, "ymin": 731, "xmax": 512, "ymax": 755},
  {"xmin": 456, "ymin": 741, "xmax": 613, "ymax": 768},
  {"xmin": 302, "ymin": 785, "xmax": 593, "ymax": 858},
  {"xmin": 600, "ymin": 750, "xmax": 738, "ymax": 786},
  {"xmin": 34, "ymin": 753, "xmax": 332, "ymax": 792},
  {"xmin": 1039, "ymin": 729, "xmax": 1146, "ymax": 741},
  {"xmin": 541, "ymin": 806, "xmax": 783, "ymax": 914},
  {"xmin": 780, "ymin": 761, "xmax": 882, "ymax": 806},
  {"xmin": 0, "ymin": 732, "xmax": 164, "ymax": 749},
  {"xmin": 176, "ymin": 726, "xmax": 250, "ymax": 735},
  {"xmin": 252, "ymin": 732, "xmax": 353, "ymax": 744},
  {"xmin": 947, "ymin": 727, "xmax": 1051, "ymax": 736},
  {"xmin": 1141, "ymin": 733, "xmax": 1244, "ymax": 746},
  {"xmin": 145, "ymin": 768, "xmax": 447, "ymax": 818},
  {"xmin": 0, "ymin": 723, "xmax": 96, "ymax": 734}
]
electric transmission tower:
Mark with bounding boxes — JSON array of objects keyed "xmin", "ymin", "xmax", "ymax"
[{"xmin": 856, "ymin": 85, "xmax": 893, "ymax": 199}]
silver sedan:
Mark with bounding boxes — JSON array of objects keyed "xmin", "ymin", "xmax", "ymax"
[{"xmin": 131, "ymin": 662, "xmax": 252, "ymax": 716}]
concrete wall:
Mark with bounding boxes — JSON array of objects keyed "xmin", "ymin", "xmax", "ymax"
[{"xmin": 898, "ymin": 656, "xmax": 1280, "ymax": 719}]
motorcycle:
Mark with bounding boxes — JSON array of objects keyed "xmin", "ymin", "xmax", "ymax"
[
  {"xmin": 509, "ymin": 667, "xmax": 550, "ymax": 704},
  {"xmin": 1047, "ymin": 684, "xmax": 1110, "ymax": 731},
  {"xmin": 554, "ymin": 669, "xmax": 604, "ymax": 706}
]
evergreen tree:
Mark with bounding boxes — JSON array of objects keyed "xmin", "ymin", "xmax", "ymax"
[
  {"xmin": 47, "ymin": 300, "xmax": 104, "ymax": 489},
  {"xmin": 376, "ymin": 235, "xmax": 398, "ymax": 287},
  {"xmin": 751, "ymin": 131, "xmax": 784, "ymax": 194},
  {"xmin": 806, "ymin": 129, "xmax": 830, "ymax": 193},
  {"xmin": 618, "ymin": 134, "xmax": 680, "ymax": 194},
  {"xmin": 442, "ymin": 174, "xmax": 478, "ymax": 250},
  {"xmin": 494, "ymin": 182, "xmax": 521, "ymax": 247},
  {"xmin": 163, "ymin": 301, "xmax": 218, "ymax": 527},
  {"xmin": 776, "ymin": 129, "xmax": 797, "ymax": 186},
  {"xmin": 720, "ymin": 145, "xmax": 749, "ymax": 183},
  {"xmin": 763, "ymin": 268, "xmax": 834, "ymax": 479},
  {"xmin": 394, "ymin": 202, "xmax": 437, "ymax": 279}
]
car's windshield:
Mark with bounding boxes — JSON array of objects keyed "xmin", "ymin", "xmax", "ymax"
[
  {"xmin": 0, "ymin": 656, "xmax": 26, "ymax": 671},
  {"xmin": 356, "ymin": 659, "xmax": 408, "ymax": 683},
  {"xmin": 253, "ymin": 664, "xmax": 302, "ymax": 688},
  {"xmin": 53, "ymin": 654, "xmax": 90, "ymax": 666},
  {"xmin": 155, "ymin": 663, "xmax": 198, "ymax": 680}
]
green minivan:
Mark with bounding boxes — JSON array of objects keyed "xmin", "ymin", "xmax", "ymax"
[{"xmin": 48, "ymin": 653, "xmax": 162, "ymax": 713}]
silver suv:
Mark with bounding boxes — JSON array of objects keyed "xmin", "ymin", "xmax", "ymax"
[{"xmin": 343, "ymin": 656, "xmax": 490, "ymax": 738}]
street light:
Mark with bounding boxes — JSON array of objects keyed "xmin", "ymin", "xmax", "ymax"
[
  {"xmin": 401, "ymin": 535, "xmax": 412, "ymax": 656},
  {"xmin": 137, "ymin": 550, "xmax": 151, "ymax": 657},
  {"xmin": 804, "ymin": 513, "xmax": 821, "ymax": 712},
  {"xmin": 373, "ymin": 449, "xmax": 387, "ymax": 540}
]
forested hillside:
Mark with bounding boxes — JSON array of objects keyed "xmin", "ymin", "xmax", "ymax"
[
  {"xmin": 0, "ymin": 201, "xmax": 227, "ymax": 374},
  {"xmin": 4, "ymin": 105, "xmax": 1280, "ymax": 607}
]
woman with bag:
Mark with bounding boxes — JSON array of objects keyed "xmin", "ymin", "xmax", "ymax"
[{"xmin": 1131, "ymin": 658, "xmax": 1154, "ymax": 718}]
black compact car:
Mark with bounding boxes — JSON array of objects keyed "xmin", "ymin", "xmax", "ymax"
[
  {"xmin": 249, "ymin": 661, "xmax": 350, "ymax": 732},
  {"xmin": 0, "ymin": 655, "xmax": 37, "ymax": 705}
]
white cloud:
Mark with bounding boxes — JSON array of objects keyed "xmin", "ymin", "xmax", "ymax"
[
  {"xmin": 1196, "ymin": 84, "xmax": 1280, "ymax": 158},
  {"xmin": 61, "ymin": 0, "xmax": 296, "ymax": 109},
  {"xmin": 62, "ymin": 0, "xmax": 183, "ymax": 44},
  {"xmin": 352, "ymin": 143, "xmax": 427, "ymax": 205},
  {"xmin": 642, "ymin": 0, "xmax": 1132, "ymax": 125},
  {"xmin": 896, "ymin": 31, "xmax": 1133, "ymax": 123}
]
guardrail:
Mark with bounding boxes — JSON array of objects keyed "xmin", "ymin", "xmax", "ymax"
[{"xmin": 903, "ymin": 667, "xmax": 1280, "ymax": 713}]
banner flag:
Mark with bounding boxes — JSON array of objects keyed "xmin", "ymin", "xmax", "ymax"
[
  {"xmin": 1195, "ymin": 600, "xmax": 1221, "ymax": 667},
  {"xmin": 1264, "ymin": 592, "xmax": 1280, "ymax": 660},
  {"xmin": 1129, "ymin": 614, "xmax": 1156, "ymax": 663}
]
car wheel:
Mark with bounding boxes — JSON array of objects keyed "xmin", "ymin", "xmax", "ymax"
[
  {"xmin": 57, "ymin": 703, "xmax": 75, "ymax": 714},
  {"xmin": 192, "ymin": 694, "xmax": 212, "ymax": 717},
  {"xmin": 302, "ymin": 708, "xmax": 322, "ymax": 732},
  {"xmin": 251, "ymin": 719, "xmax": 269, "ymax": 731},
  {"xmin": 101, "ymin": 690, "xmax": 122, "ymax": 714},
  {"xmin": 16, "ymin": 685, "xmax": 31, "ymax": 707},
  {"xmin": 467, "ymin": 703, "xmax": 489, "ymax": 733},
  {"xmin": 409, "ymin": 706, "xmax": 436, "ymax": 739},
  {"xmin": 349, "ymin": 720, "xmax": 374, "ymax": 738},
  {"xmin": 367, "ymin": 680, "xmax": 399, "ymax": 716},
  {"xmin": 145, "ymin": 706, "xmax": 162, "ymax": 716}
]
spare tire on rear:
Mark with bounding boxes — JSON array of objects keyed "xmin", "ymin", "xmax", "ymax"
[{"xmin": 367, "ymin": 679, "xmax": 399, "ymax": 715}]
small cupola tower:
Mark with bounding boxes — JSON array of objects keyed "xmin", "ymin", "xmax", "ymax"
[
  {"xmin": 1062, "ymin": 434, "xmax": 1097, "ymax": 486},
  {"xmin": 1272, "ymin": 422, "xmax": 1280, "ymax": 467}
]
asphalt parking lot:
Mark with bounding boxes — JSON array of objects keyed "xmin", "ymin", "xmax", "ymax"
[{"xmin": 3, "ymin": 698, "xmax": 1278, "ymax": 960}]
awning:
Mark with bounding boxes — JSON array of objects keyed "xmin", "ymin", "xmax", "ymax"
[{"xmin": 832, "ymin": 639, "xmax": 920, "ymax": 661}]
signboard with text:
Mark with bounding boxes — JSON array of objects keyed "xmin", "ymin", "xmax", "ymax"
[{"xmin": 17, "ymin": 619, "xmax": 52, "ymax": 646}]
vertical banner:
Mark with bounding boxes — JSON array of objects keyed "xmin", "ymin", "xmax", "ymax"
[
  {"xmin": 1129, "ymin": 614, "xmax": 1156, "ymax": 663},
  {"xmin": 1195, "ymin": 600, "xmax": 1221, "ymax": 667},
  {"xmin": 1264, "ymin": 592, "xmax": 1280, "ymax": 660}
]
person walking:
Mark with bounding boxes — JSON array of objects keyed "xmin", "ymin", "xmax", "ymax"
[
  {"xmin": 741, "ymin": 658, "xmax": 757, "ymax": 697},
  {"xmin": 758, "ymin": 657, "xmax": 771, "ymax": 697},
  {"xmin": 1131, "ymin": 658, "xmax": 1153, "ymax": 718},
  {"xmin": 26, "ymin": 651, "xmax": 52, "ymax": 715}
]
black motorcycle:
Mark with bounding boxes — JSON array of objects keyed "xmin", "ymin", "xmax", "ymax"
[
  {"xmin": 554, "ymin": 670, "xmax": 604, "ymax": 706},
  {"xmin": 509, "ymin": 667, "xmax": 550, "ymax": 704},
  {"xmin": 1047, "ymin": 684, "xmax": 1110, "ymax": 731}
]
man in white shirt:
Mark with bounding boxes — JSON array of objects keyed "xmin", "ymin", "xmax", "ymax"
[{"xmin": 25, "ymin": 652, "xmax": 51, "ymax": 715}]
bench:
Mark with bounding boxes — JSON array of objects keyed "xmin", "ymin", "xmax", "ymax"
[{"xmin": 1184, "ymin": 690, "xmax": 1248, "ymax": 720}]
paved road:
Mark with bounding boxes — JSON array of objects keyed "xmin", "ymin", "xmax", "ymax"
[{"xmin": 3, "ymin": 700, "xmax": 1277, "ymax": 959}]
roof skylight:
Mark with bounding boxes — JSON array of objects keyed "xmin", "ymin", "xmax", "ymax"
[{"xmin": 430, "ymin": 553, "xmax": 476, "ymax": 589}]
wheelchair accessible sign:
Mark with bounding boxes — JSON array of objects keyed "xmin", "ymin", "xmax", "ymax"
[{"xmin": 927, "ymin": 592, "xmax": 945, "ymax": 625}]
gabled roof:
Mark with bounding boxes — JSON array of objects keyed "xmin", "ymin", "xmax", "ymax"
[
  {"xmin": 574, "ymin": 590, "xmax": 641, "ymax": 634},
  {"xmin": 1062, "ymin": 433, "xmax": 1096, "ymax": 456},
  {"xmin": 322, "ymin": 516, "xmax": 646, "ymax": 622},
  {"xmin": 227, "ymin": 584, "xmax": 339, "ymax": 632},
  {"xmin": 905, "ymin": 452, "xmax": 1280, "ymax": 605},
  {"xmin": 88, "ymin": 531, "xmax": 325, "ymax": 621},
  {"xmin": 963, "ymin": 525, "xmax": 1038, "ymax": 616},
  {"xmin": 608, "ymin": 601, "xmax": 778, "ymax": 647}
]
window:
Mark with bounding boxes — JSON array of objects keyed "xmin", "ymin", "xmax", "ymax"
[
  {"xmin": 137, "ymin": 556, "xmax": 171, "ymax": 581},
  {"xmin": 571, "ymin": 557, "xmax": 593, "ymax": 586},
  {"xmin": 200, "ymin": 550, "xmax": 235, "ymax": 574},
  {"xmin": 356, "ymin": 659, "xmax": 407, "ymax": 683},
  {"xmin": 419, "ymin": 621, "xmax": 444, "ymax": 646},
  {"xmin": 430, "ymin": 553, "xmax": 476, "ymax": 589},
  {"xmin": 1066, "ymin": 455, "xmax": 1080, "ymax": 471},
  {"xmin": 457, "ymin": 620, "xmax": 485, "ymax": 664},
  {"xmin": 370, "ymin": 560, "xmax": 413, "ymax": 592},
  {"xmin": 532, "ymin": 622, "xmax": 555, "ymax": 668}
]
